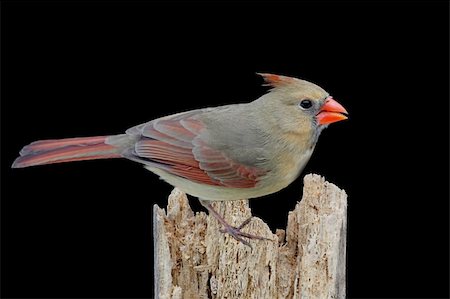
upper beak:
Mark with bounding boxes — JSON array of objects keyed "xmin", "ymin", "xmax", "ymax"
[{"xmin": 316, "ymin": 97, "xmax": 348, "ymax": 125}]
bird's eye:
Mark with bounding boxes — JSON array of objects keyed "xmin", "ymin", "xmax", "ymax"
[{"xmin": 299, "ymin": 99, "xmax": 313, "ymax": 109}]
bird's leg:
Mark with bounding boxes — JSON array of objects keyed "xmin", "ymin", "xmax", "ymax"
[{"xmin": 199, "ymin": 200, "xmax": 271, "ymax": 247}]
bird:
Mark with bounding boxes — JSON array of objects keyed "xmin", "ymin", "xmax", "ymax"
[{"xmin": 12, "ymin": 73, "xmax": 348, "ymax": 246}]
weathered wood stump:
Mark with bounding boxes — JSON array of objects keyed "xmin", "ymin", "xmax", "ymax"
[{"xmin": 153, "ymin": 174, "xmax": 347, "ymax": 299}]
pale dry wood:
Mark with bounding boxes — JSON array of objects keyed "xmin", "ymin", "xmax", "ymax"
[{"xmin": 153, "ymin": 174, "xmax": 347, "ymax": 299}]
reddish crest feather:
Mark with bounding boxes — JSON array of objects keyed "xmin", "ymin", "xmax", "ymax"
[{"xmin": 257, "ymin": 72, "xmax": 296, "ymax": 88}]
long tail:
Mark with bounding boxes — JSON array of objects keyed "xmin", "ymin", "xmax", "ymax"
[{"xmin": 12, "ymin": 136, "xmax": 122, "ymax": 168}]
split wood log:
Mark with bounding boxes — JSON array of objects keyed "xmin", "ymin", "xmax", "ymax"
[{"xmin": 153, "ymin": 174, "xmax": 347, "ymax": 299}]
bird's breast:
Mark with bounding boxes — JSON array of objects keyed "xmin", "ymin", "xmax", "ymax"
[
  {"xmin": 281, "ymin": 147, "xmax": 314, "ymax": 182},
  {"xmin": 257, "ymin": 135, "xmax": 316, "ymax": 194}
]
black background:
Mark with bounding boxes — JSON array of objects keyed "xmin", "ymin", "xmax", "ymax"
[{"xmin": 2, "ymin": 1, "xmax": 449, "ymax": 298}]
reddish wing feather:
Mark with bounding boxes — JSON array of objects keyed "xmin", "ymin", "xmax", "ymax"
[{"xmin": 132, "ymin": 112, "xmax": 266, "ymax": 188}]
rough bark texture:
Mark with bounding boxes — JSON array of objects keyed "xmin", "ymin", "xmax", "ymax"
[{"xmin": 153, "ymin": 174, "xmax": 347, "ymax": 299}]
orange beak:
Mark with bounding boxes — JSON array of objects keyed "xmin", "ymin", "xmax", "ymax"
[{"xmin": 316, "ymin": 97, "xmax": 348, "ymax": 125}]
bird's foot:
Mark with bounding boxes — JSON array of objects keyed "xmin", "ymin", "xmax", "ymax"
[
  {"xmin": 199, "ymin": 200, "xmax": 272, "ymax": 248},
  {"xmin": 218, "ymin": 217, "xmax": 272, "ymax": 248}
]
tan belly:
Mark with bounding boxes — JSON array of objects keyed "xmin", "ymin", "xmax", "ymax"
[
  {"xmin": 145, "ymin": 146, "xmax": 314, "ymax": 201},
  {"xmin": 146, "ymin": 166, "xmax": 278, "ymax": 201}
]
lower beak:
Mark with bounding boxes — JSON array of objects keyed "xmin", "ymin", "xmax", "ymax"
[{"xmin": 316, "ymin": 97, "xmax": 348, "ymax": 125}]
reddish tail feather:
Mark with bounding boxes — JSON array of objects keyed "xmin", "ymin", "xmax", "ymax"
[{"xmin": 12, "ymin": 136, "xmax": 121, "ymax": 168}]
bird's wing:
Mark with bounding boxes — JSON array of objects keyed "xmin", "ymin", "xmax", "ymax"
[{"xmin": 124, "ymin": 110, "xmax": 267, "ymax": 188}]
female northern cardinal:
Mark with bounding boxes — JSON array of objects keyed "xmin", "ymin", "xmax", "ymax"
[{"xmin": 12, "ymin": 73, "xmax": 348, "ymax": 246}]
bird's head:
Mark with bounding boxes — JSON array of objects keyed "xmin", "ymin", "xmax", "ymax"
[{"xmin": 256, "ymin": 73, "xmax": 348, "ymax": 141}]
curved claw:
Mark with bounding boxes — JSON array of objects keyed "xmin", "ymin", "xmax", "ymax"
[
  {"xmin": 219, "ymin": 217, "xmax": 273, "ymax": 248},
  {"xmin": 237, "ymin": 217, "xmax": 253, "ymax": 230},
  {"xmin": 199, "ymin": 200, "xmax": 274, "ymax": 248}
]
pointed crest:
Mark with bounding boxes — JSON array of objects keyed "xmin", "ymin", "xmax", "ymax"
[{"xmin": 257, "ymin": 73, "xmax": 297, "ymax": 88}]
